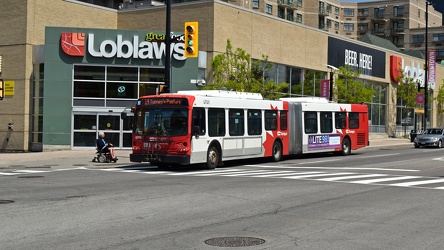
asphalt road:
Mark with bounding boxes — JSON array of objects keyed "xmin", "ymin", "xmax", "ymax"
[{"xmin": 2, "ymin": 144, "xmax": 444, "ymax": 250}]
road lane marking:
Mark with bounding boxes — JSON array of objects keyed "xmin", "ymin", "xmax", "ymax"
[
  {"xmin": 390, "ymin": 178, "xmax": 444, "ymax": 187},
  {"xmin": 350, "ymin": 176, "xmax": 420, "ymax": 184},
  {"xmin": 244, "ymin": 165, "xmax": 419, "ymax": 172},
  {"xmin": 358, "ymin": 153, "xmax": 401, "ymax": 158},
  {"xmin": 253, "ymin": 171, "xmax": 324, "ymax": 178},
  {"xmin": 297, "ymin": 159, "xmax": 341, "ymax": 165},
  {"xmin": 281, "ymin": 172, "xmax": 355, "ymax": 179},
  {"xmin": 316, "ymin": 174, "xmax": 387, "ymax": 181}
]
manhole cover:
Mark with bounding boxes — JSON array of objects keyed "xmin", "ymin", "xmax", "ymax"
[
  {"xmin": 204, "ymin": 237, "xmax": 265, "ymax": 247},
  {"xmin": 17, "ymin": 176, "xmax": 44, "ymax": 178},
  {"xmin": 0, "ymin": 200, "xmax": 14, "ymax": 204}
]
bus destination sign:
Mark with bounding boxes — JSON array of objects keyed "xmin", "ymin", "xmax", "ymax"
[{"xmin": 142, "ymin": 98, "xmax": 188, "ymax": 106}]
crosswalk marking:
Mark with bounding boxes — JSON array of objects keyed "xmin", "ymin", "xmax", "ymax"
[
  {"xmin": 390, "ymin": 178, "xmax": 444, "ymax": 187},
  {"xmin": 6, "ymin": 165, "xmax": 444, "ymax": 191},
  {"xmin": 281, "ymin": 172, "xmax": 355, "ymax": 179},
  {"xmin": 350, "ymin": 176, "xmax": 419, "ymax": 184},
  {"xmin": 316, "ymin": 174, "xmax": 387, "ymax": 181},
  {"xmin": 14, "ymin": 170, "xmax": 50, "ymax": 173}
]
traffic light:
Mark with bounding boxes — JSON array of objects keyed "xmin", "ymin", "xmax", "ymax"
[
  {"xmin": 0, "ymin": 79, "xmax": 4, "ymax": 100},
  {"xmin": 184, "ymin": 22, "xmax": 198, "ymax": 58}
]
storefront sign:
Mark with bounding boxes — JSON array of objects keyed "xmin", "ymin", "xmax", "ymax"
[
  {"xmin": 61, "ymin": 32, "xmax": 186, "ymax": 61},
  {"xmin": 389, "ymin": 55, "xmax": 434, "ymax": 89},
  {"xmin": 327, "ymin": 37, "xmax": 386, "ymax": 79},
  {"xmin": 4, "ymin": 80, "xmax": 14, "ymax": 97}
]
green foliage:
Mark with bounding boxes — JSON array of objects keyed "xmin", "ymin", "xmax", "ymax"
[
  {"xmin": 334, "ymin": 66, "xmax": 375, "ymax": 104},
  {"xmin": 396, "ymin": 71, "xmax": 421, "ymax": 109},
  {"xmin": 206, "ymin": 39, "xmax": 288, "ymax": 100},
  {"xmin": 434, "ymin": 81, "xmax": 444, "ymax": 114},
  {"xmin": 291, "ymin": 70, "xmax": 325, "ymax": 97}
]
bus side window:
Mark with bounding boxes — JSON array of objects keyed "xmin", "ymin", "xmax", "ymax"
[
  {"xmin": 265, "ymin": 110, "xmax": 278, "ymax": 130},
  {"xmin": 335, "ymin": 112, "xmax": 347, "ymax": 129},
  {"xmin": 320, "ymin": 112, "xmax": 332, "ymax": 133},
  {"xmin": 209, "ymin": 108, "xmax": 225, "ymax": 137},
  {"xmin": 248, "ymin": 109, "xmax": 262, "ymax": 135},
  {"xmin": 192, "ymin": 107, "xmax": 206, "ymax": 135},
  {"xmin": 280, "ymin": 110, "xmax": 287, "ymax": 130},
  {"xmin": 349, "ymin": 112, "xmax": 359, "ymax": 129},
  {"xmin": 229, "ymin": 109, "xmax": 245, "ymax": 136},
  {"xmin": 304, "ymin": 111, "xmax": 318, "ymax": 133}
]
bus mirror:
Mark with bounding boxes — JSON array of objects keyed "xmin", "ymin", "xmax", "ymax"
[
  {"xmin": 121, "ymin": 112, "xmax": 127, "ymax": 120},
  {"xmin": 193, "ymin": 125, "xmax": 200, "ymax": 138}
]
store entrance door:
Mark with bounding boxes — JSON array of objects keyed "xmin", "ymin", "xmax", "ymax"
[{"xmin": 73, "ymin": 112, "xmax": 133, "ymax": 149}]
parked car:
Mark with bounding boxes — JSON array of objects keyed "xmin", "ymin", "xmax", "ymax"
[{"xmin": 413, "ymin": 128, "xmax": 444, "ymax": 148}]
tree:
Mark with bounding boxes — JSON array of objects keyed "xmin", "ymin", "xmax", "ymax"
[
  {"xmin": 334, "ymin": 66, "xmax": 375, "ymax": 104},
  {"xmin": 434, "ymin": 80, "xmax": 444, "ymax": 114},
  {"xmin": 206, "ymin": 39, "xmax": 288, "ymax": 100},
  {"xmin": 291, "ymin": 70, "xmax": 325, "ymax": 97}
]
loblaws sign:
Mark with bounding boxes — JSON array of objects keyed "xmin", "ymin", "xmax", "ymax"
[
  {"xmin": 390, "ymin": 55, "xmax": 434, "ymax": 90},
  {"xmin": 61, "ymin": 32, "xmax": 186, "ymax": 61}
]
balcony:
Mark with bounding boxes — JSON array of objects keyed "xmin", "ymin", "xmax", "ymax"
[
  {"xmin": 372, "ymin": 28, "xmax": 386, "ymax": 36},
  {"xmin": 391, "ymin": 13, "xmax": 406, "ymax": 20},
  {"xmin": 391, "ymin": 28, "xmax": 405, "ymax": 36},
  {"xmin": 319, "ymin": 7, "xmax": 328, "ymax": 16},
  {"xmin": 372, "ymin": 14, "xmax": 387, "ymax": 22},
  {"xmin": 278, "ymin": 0, "xmax": 298, "ymax": 9},
  {"xmin": 319, "ymin": 24, "xmax": 329, "ymax": 31}
]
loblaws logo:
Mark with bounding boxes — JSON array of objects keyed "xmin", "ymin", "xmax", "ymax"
[
  {"xmin": 61, "ymin": 32, "xmax": 85, "ymax": 56},
  {"xmin": 60, "ymin": 32, "xmax": 185, "ymax": 61},
  {"xmin": 389, "ymin": 55, "xmax": 433, "ymax": 89}
]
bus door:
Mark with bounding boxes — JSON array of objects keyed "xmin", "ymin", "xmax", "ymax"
[{"xmin": 190, "ymin": 107, "xmax": 209, "ymax": 163}]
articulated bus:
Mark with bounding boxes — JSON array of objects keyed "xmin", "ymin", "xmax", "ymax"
[{"xmin": 130, "ymin": 90, "xmax": 369, "ymax": 169}]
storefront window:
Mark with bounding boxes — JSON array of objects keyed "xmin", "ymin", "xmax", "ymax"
[
  {"xmin": 74, "ymin": 115, "xmax": 96, "ymax": 130},
  {"xmin": 74, "ymin": 81, "xmax": 105, "ymax": 97},
  {"xmin": 74, "ymin": 65, "xmax": 105, "ymax": 80},
  {"xmin": 106, "ymin": 82, "xmax": 138, "ymax": 99},
  {"xmin": 73, "ymin": 65, "xmax": 164, "ymax": 106},
  {"xmin": 368, "ymin": 83, "xmax": 387, "ymax": 133},
  {"xmin": 107, "ymin": 66, "xmax": 138, "ymax": 81},
  {"xmin": 140, "ymin": 68, "xmax": 165, "ymax": 82}
]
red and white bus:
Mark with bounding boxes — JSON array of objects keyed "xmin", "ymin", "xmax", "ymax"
[{"xmin": 130, "ymin": 90, "xmax": 369, "ymax": 169}]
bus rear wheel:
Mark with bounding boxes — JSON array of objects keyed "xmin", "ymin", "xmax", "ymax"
[
  {"xmin": 271, "ymin": 141, "xmax": 282, "ymax": 162},
  {"xmin": 341, "ymin": 138, "xmax": 351, "ymax": 156},
  {"xmin": 206, "ymin": 146, "xmax": 219, "ymax": 169}
]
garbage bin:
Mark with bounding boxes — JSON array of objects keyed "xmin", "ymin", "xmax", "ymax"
[{"xmin": 410, "ymin": 130, "xmax": 417, "ymax": 142}]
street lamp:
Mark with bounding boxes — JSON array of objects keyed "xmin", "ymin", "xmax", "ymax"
[{"xmin": 327, "ymin": 64, "xmax": 338, "ymax": 101}]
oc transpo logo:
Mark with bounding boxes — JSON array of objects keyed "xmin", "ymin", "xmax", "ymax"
[{"xmin": 61, "ymin": 32, "xmax": 85, "ymax": 57}]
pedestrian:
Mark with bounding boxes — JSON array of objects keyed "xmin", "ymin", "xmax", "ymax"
[{"xmin": 96, "ymin": 132, "xmax": 118, "ymax": 161}]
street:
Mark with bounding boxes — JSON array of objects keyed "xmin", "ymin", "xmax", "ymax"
[{"xmin": 2, "ymin": 144, "xmax": 444, "ymax": 249}]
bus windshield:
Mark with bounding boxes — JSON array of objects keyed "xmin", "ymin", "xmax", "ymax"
[{"xmin": 134, "ymin": 108, "xmax": 188, "ymax": 136}]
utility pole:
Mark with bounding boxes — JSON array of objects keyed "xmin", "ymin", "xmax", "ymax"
[{"xmin": 164, "ymin": 0, "xmax": 171, "ymax": 93}]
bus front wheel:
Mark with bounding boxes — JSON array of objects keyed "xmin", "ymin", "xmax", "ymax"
[
  {"xmin": 206, "ymin": 146, "xmax": 219, "ymax": 169},
  {"xmin": 271, "ymin": 141, "xmax": 282, "ymax": 162},
  {"xmin": 341, "ymin": 138, "xmax": 351, "ymax": 156}
]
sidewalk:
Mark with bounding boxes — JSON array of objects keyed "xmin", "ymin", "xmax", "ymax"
[{"xmin": 0, "ymin": 137, "xmax": 412, "ymax": 169}]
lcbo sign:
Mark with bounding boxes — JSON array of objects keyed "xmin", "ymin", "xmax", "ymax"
[{"xmin": 61, "ymin": 32, "xmax": 186, "ymax": 61}]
